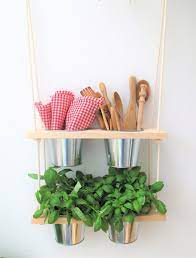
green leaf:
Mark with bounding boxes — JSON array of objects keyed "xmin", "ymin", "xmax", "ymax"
[
  {"xmin": 50, "ymin": 195, "xmax": 61, "ymax": 207},
  {"xmin": 72, "ymin": 207, "xmax": 86, "ymax": 222},
  {"xmin": 133, "ymin": 200, "xmax": 142, "ymax": 213},
  {"xmin": 114, "ymin": 208, "xmax": 121, "ymax": 217},
  {"xmin": 153, "ymin": 199, "xmax": 167, "ymax": 214},
  {"xmin": 100, "ymin": 205, "xmax": 113, "ymax": 217},
  {"xmin": 28, "ymin": 173, "xmax": 44, "ymax": 180},
  {"xmin": 58, "ymin": 168, "xmax": 72, "ymax": 175},
  {"xmin": 48, "ymin": 210, "xmax": 59, "ymax": 224},
  {"xmin": 84, "ymin": 215, "xmax": 93, "ymax": 227},
  {"xmin": 116, "ymin": 174, "xmax": 125, "ymax": 182},
  {"xmin": 65, "ymin": 199, "xmax": 73, "ymax": 209},
  {"xmin": 123, "ymin": 214, "xmax": 135, "ymax": 223},
  {"xmin": 102, "ymin": 185, "xmax": 114, "ymax": 193},
  {"xmin": 66, "ymin": 211, "xmax": 72, "ymax": 224},
  {"xmin": 86, "ymin": 195, "xmax": 96, "ymax": 204},
  {"xmin": 76, "ymin": 171, "xmax": 85, "ymax": 180},
  {"xmin": 44, "ymin": 168, "xmax": 57, "ymax": 187},
  {"xmin": 139, "ymin": 172, "xmax": 147, "ymax": 184},
  {"xmin": 141, "ymin": 204, "xmax": 151, "ymax": 214},
  {"xmin": 33, "ymin": 209, "xmax": 43, "ymax": 218},
  {"xmin": 72, "ymin": 181, "xmax": 82, "ymax": 194},
  {"xmin": 108, "ymin": 167, "xmax": 117, "ymax": 175},
  {"xmin": 124, "ymin": 202, "xmax": 133, "ymax": 210},
  {"xmin": 96, "ymin": 188, "xmax": 104, "ymax": 198},
  {"xmin": 76, "ymin": 199, "xmax": 89, "ymax": 206},
  {"xmin": 129, "ymin": 166, "xmax": 141, "ymax": 176},
  {"xmin": 104, "ymin": 176, "xmax": 115, "ymax": 184},
  {"xmin": 101, "ymin": 218, "xmax": 109, "ymax": 232},
  {"xmin": 150, "ymin": 181, "xmax": 164, "ymax": 193},
  {"xmin": 119, "ymin": 192, "xmax": 134, "ymax": 204},
  {"xmin": 115, "ymin": 219, "xmax": 123, "ymax": 233},
  {"xmin": 137, "ymin": 196, "xmax": 145, "ymax": 206},
  {"xmin": 121, "ymin": 206, "xmax": 128, "ymax": 214},
  {"xmin": 35, "ymin": 191, "xmax": 42, "ymax": 204},
  {"xmin": 94, "ymin": 216, "xmax": 102, "ymax": 232},
  {"xmin": 125, "ymin": 184, "xmax": 134, "ymax": 191}
]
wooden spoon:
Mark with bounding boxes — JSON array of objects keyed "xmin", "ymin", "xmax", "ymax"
[
  {"xmin": 136, "ymin": 80, "xmax": 150, "ymax": 131},
  {"xmin": 113, "ymin": 92, "xmax": 124, "ymax": 130},
  {"xmin": 124, "ymin": 76, "xmax": 137, "ymax": 131}
]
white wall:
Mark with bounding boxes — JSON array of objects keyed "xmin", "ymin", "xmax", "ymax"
[{"xmin": 0, "ymin": 0, "xmax": 196, "ymax": 258}]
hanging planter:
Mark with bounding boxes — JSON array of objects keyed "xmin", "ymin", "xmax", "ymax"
[
  {"xmin": 105, "ymin": 138, "xmax": 141, "ymax": 168},
  {"xmin": 30, "ymin": 166, "xmax": 167, "ymax": 245},
  {"xmin": 108, "ymin": 221, "xmax": 139, "ymax": 244},
  {"xmin": 45, "ymin": 139, "xmax": 82, "ymax": 167},
  {"xmin": 54, "ymin": 222, "xmax": 85, "ymax": 246}
]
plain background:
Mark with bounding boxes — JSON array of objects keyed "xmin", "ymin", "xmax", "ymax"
[{"xmin": 0, "ymin": 0, "xmax": 196, "ymax": 258}]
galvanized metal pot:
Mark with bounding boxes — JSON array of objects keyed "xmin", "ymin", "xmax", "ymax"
[
  {"xmin": 54, "ymin": 223, "xmax": 85, "ymax": 246},
  {"xmin": 45, "ymin": 139, "xmax": 82, "ymax": 167},
  {"xmin": 108, "ymin": 222, "xmax": 139, "ymax": 244},
  {"xmin": 105, "ymin": 139, "xmax": 141, "ymax": 168}
]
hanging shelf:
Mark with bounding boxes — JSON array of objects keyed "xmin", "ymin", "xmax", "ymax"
[
  {"xmin": 32, "ymin": 210, "xmax": 166, "ymax": 225},
  {"xmin": 26, "ymin": 128, "xmax": 167, "ymax": 140}
]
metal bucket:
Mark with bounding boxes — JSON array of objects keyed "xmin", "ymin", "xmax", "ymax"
[
  {"xmin": 108, "ymin": 222, "xmax": 139, "ymax": 244},
  {"xmin": 54, "ymin": 223, "xmax": 85, "ymax": 246},
  {"xmin": 45, "ymin": 139, "xmax": 82, "ymax": 167},
  {"xmin": 105, "ymin": 139, "xmax": 141, "ymax": 168}
]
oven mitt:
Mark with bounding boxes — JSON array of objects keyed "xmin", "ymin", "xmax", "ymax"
[
  {"xmin": 35, "ymin": 102, "xmax": 52, "ymax": 130},
  {"xmin": 66, "ymin": 96, "xmax": 104, "ymax": 131},
  {"xmin": 51, "ymin": 91, "xmax": 75, "ymax": 130}
]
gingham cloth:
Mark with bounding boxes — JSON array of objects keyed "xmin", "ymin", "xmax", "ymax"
[
  {"xmin": 51, "ymin": 91, "xmax": 75, "ymax": 130},
  {"xmin": 35, "ymin": 102, "xmax": 52, "ymax": 130},
  {"xmin": 66, "ymin": 96, "xmax": 104, "ymax": 131}
]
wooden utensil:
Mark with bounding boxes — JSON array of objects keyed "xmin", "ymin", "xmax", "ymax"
[
  {"xmin": 80, "ymin": 87, "xmax": 106, "ymax": 130},
  {"xmin": 124, "ymin": 76, "xmax": 137, "ymax": 131},
  {"xmin": 110, "ymin": 107, "xmax": 118, "ymax": 131},
  {"xmin": 99, "ymin": 82, "xmax": 112, "ymax": 111},
  {"xmin": 113, "ymin": 92, "xmax": 124, "ymax": 130},
  {"xmin": 136, "ymin": 80, "xmax": 150, "ymax": 131}
]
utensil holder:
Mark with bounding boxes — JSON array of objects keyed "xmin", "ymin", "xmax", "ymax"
[
  {"xmin": 54, "ymin": 223, "xmax": 85, "ymax": 246},
  {"xmin": 104, "ymin": 138, "xmax": 141, "ymax": 168},
  {"xmin": 108, "ymin": 222, "xmax": 139, "ymax": 244},
  {"xmin": 45, "ymin": 139, "xmax": 82, "ymax": 167}
]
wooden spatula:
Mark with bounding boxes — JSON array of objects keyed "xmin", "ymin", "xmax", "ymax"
[
  {"xmin": 124, "ymin": 76, "xmax": 137, "ymax": 131},
  {"xmin": 113, "ymin": 92, "xmax": 124, "ymax": 130}
]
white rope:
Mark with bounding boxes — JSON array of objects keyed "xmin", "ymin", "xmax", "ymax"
[
  {"xmin": 26, "ymin": 0, "xmax": 40, "ymax": 106},
  {"xmin": 36, "ymin": 139, "xmax": 41, "ymax": 189},
  {"xmin": 26, "ymin": 0, "xmax": 43, "ymax": 188},
  {"xmin": 157, "ymin": 0, "xmax": 168, "ymax": 130}
]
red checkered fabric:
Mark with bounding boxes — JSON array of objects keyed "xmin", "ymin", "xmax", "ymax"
[
  {"xmin": 35, "ymin": 102, "xmax": 52, "ymax": 130},
  {"xmin": 51, "ymin": 91, "xmax": 75, "ymax": 130},
  {"xmin": 66, "ymin": 96, "xmax": 104, "ymax": 131}
]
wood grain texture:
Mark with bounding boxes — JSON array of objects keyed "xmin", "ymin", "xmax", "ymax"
[
  {"xmin": 26, "ymin": 128, "xmax": 168, "ymax": 140},
  {"xmin": 124, "ymin": 76, "xmax": 137, "ymax": 130}
]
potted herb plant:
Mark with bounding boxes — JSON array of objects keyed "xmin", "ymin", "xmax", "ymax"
[
  {"xmin": 29, "ymin": 167, "xmax": 98, "ymax": 246},
  {"xmin": 92, "ymin": 166, "xmax": 167, "ymax": 244}
]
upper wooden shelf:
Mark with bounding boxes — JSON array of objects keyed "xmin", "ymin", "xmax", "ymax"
[{"xmin": 26, "ymin": 128, "xmax": 167, "ymax": 140}]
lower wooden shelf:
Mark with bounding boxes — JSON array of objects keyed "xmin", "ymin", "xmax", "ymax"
[{"xmin": 32, "ymin": 211, "xmax": 166, "ymax": 225}]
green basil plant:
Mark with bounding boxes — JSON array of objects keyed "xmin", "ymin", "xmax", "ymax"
[{"xmin": 29, "ymin": 166, "xmax": 167, "ymax": 232}]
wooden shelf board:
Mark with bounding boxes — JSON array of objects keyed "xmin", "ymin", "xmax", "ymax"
[
  {"xmin": 32, "ymin": 212, "xmax": 166, "ymax": 225},
  {"xmin": 26, "ymin": 129, "xmax": 167, "ymax": 140}
]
